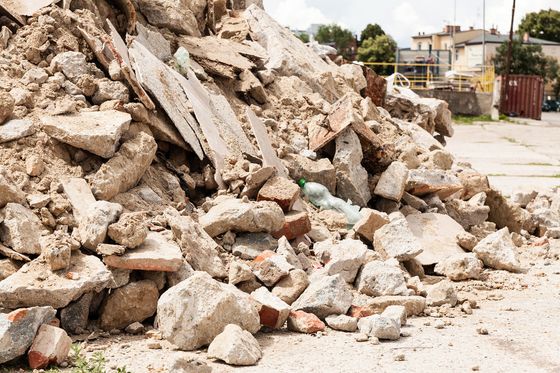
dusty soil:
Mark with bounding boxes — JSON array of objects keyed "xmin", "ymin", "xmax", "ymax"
[{"xmin": 66, "ymin": 240, "xmax": 560, "ymax": 373}]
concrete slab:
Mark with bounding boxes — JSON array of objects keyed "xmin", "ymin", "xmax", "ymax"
[{"xmin": 447, "ymin": 114, "xmax": 560, "ymax": 197}]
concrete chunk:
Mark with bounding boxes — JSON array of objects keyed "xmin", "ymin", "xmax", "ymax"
[
  {"xmin": 0, "ymin": 119, "xmax": 36, "ymax": 144},
  {"xmin": 104, "ymin": 232, "xmax": 183, "ymax": 272},
  {"xmin": 28, "ymin": 324, "xmax": 72, "ymax": 369},
  {"xmin": 251, "ymin": 287, "xmax": 290, "ymax": 329},
  {"xmin": 208, "ymin": 324, "xmax": 262, "ymax": 366},
  {"xmin": 41, "ymin": 111, "xmax": 131, "ymax": 158},
  {"xmin": 1, "ymin": 203, "xmax": 43, "ymax": 255},
  {"xmin": 374, "ymin": 161, "xmax": 409, "ymax": 201}
]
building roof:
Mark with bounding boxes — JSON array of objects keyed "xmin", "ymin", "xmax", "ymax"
[
  {"xmin": 460, "ymin": 33, "xmax": 560, "ymax": 46},
  {"xmin": 412, "ymin": 29, "xmax": 484, "ymax": 39}
]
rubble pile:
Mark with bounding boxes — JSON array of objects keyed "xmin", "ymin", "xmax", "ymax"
[{"xmin": 0, "ymin": 0, "xmax": 558, "ymax": 370}]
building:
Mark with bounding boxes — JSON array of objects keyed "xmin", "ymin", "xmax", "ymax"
[{"xmin": 411, "ymin": 25, "xmax": 560, "ymax": 71}]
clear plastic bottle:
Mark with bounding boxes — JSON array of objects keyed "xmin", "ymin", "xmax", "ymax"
[{"xmin": 298, "ymin": 178, "xmax": 362, "ymax": 226}]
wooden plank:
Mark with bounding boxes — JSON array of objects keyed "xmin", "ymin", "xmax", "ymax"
[{"xmin": 129, "ymin": 40, "xmax": 204, "ymax": 159}]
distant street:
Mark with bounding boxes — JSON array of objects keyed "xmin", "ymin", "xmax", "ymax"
[{"xmin": 447, "ymin": 112, "xmax": 560, "ymax": 196}]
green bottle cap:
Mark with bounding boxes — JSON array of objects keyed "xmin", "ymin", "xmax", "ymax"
[{"xmin": 297, "ymin": 178, "xmax": 306, "ymax": 188}]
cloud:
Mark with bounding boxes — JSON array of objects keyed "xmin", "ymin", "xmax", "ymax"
[{"xmin": 264, "ymin": 0, "xmax": 332, "ymax": 30}]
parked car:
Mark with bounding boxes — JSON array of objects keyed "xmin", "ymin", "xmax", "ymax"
[{"xmin": 543, "ymin": 99, "xmax": 560, "ymax": 112}]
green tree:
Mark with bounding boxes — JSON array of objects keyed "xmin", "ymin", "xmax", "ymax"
[
  {"xmin": 492, "ymin": 39, "xmax": 556, "ymax": 82},
  {"xmin": 518, "ymin": 9, "xmax": 560, "ymax": 43},
  {"xmin": 297, "ymin": 32, "xmax": 310, "ymax": 43},
  {"xmin": 357, "ymin": 34, "xmax": 397, "ymax": 75},
  {"xmin": 315, "ymin": 24, "xmax": 355, "ymax": 59},
  {"xmin": 360, "ymin": 23, "xmax": 385, "ymax": 46}
]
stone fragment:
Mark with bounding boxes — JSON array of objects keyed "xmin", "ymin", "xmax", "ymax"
[
  {"xmin": 426, "ymin": 280, "xmax": 457, "ymax": 306},
  {"xmin": 472, "ymin": 228, "xmax": 524, "ymax": 273},
  {"xmin": 41, "ymin": 111, "xmax": 131, "ymax": 158},
  {"xmin": 104, "ymin": 232, "xmax": 183, "ymax": 272},
  {"xmin": 166, "ymin": 210, "xmax": 226, "ymax": 278},
  {"xmin": 232, "ymin": 233, "xmax": 277, "ymax": 260},
  {"xmin": 406, "ymin": 213, "xmax": 466, "ymax": 265},
  {"xmin": 50, "ymin": 52, "xmax": 102, "ymax": 80},
  {"xmin": 373, "ymin": 218, "xmax": 422, "ymax": 261},
  {"xmin": 356, "ymin": 260, "xmax": 407, "ymax": 296},
  {"xmin": 381, "ymin": 305, "xmax": 407, "ymax": 326},
  {"xmin": 252, "ymin": 251, "xmax": 293, "ymax": 286},
  {"xmin": 271, "ymin": 269, "xmax": 309, "ymax": 305},
  {"xmin": 457, "ymin": 231, "xmax": 478, "ymax": 251},
  {"xmin": 0, "ymin": 91, "xmax": 14, "ymax": 124},
  {"xmin": 251, "ymin": 287, "xmax": 290, "ymax": 329},
  {"xmin": 357, "ymin": 315, "xmax": 400, "ymax": 340},
  {"xmin": 96, "ymin": 244, "xmax": 126, "ymax": 256},
  {"xmin": 0, "ymin": 259, "xmax": 19, "ymax": 280},
  {"xmin": 100, "ymin": 280, "xmax": 159, "ymax": 330},
  {"xmin": 108, "ymin": 212, "xmax": 148, "ymax": 248},
  {"xmin": 445, "ymin": 199, "xmax": 490, "ymax": 229},
  {"xmin": 456, "ymin": 167, "xmax": 490, "ymax": 200},
  {"xmin": 406, "ymin": 169, "xmax": 463, "ymax": 199},
  {"xmin": 402, "ymin": 192, "xmax": 428, "ymax": 211},
  {"xmin": 485, "ymin": 189, "xmax": 533, "ymax": 234},
  {"xmin": 272, "ymin": 211, "xmax": 311, "ymax": 240},
  {"xmin": 92, "ymin": 79, "xmax": 129, "ymax": 104},
  {"xmin": 229, "ymin": 261, "xmax": 255, "ymax": 285},
  {"xmin": 284, "ymin": 154, "xmax": 336, "ymax": 194},
  {"xmin": 257, "ymin": 176, "xmax": 300, "ymax": 212},
  {"xmin": 25, "ymin": 154, "xmax": 44, "ymax": 177},
  {"xmin": 208, "ymin": 324, "xmax": 262, "ymax": 366},
  {"xmin": 315, "ymin": 239, "xmax": 368, "ymax": 283},
  {"xmin": 0, "ymin": 251, "xmax": 111, "ymax": 309},
  {"xmin": 137, "ymin": 0, "xmax": 202, "ymax": 36},
  {"xmin": 0, "ymin": 306, "xmax": 56, "ymax": 365},
  {"xmin": 333, "ymin": 128, "xmax": 371, "ymax": 207},
  {"xmin": 60, "ymin": 293, "xmax": 93, "ymax": 334},
  {"xmin": 166, "ymin": 260, "xmax": 195, "ymax": 287},
  {"xmin": 201, "ymin": 198, "xmax": 284, "ymax": 237},
  {"xmin": 156, "ymin": 272, "xmax": 260, "ymax": 350},
  {"xmin": 287, "ymin": 310, "xmax": 325, "ymax": 333},
  {"xmin": 0, "ymin": 119, "xmax": 36, "ymax": 144},
  {"xmin": 0, "ymin": 167, "xmax": 26, "ymax": 207},
  {"xmin": 350, "ymin": 295, "xmax": 426, "ymax": 317},
  {"xmin": 78, "ymin": 201, "xmax": 122, "ymax": 251},
  {"xmin": 374, "ymin": 162, "xmax": 409, "ymax": 201},
  {"xmin": 275, "ymin": 236, "xmax": 302, "ymax": 269},
  {"xmin": 352, "ymin": 208, "xmax": 390, "ymax": 242},
  {"xmin": 325, "ymin": 314, "xmax": 358, "ymax": 332},
  {"xmin": 125, "ymin": 322, "xmax": 145, "ymax": 335},
  {"xmin": 21, "ymin": 68, "xmax": 48, "ymax": 85},
  {"xmin": 169, "ymin": 356, "xmax": 212, "ymax": 373},
  {"xmin": 434, "ymin": 253, "xmax": 483, "ymax": 281},
  {"xmin": 1, "ymin": 203, "xmax": 43, "ymax": 255},
  {"xmin": 236, "ymin": 69, "xmax": 268, "ymax": 104},
  {"xmin": 42, "ymin": 240, "xmax": 71, "ymax": 272},
  {"xmin": 62, "ymin": 178, "xmax": 96, "ymax": 221},
  {"xmin": 291, "ymin": 275, "xmax": 352, "ymax": 319},
  {"xmin": 88, "ymin": 132, "xmax": 157, "ymax": 201},
  {"xmin": 512, "ymin": 190, "xmax": 538, "ymax": 208},
  {"xmin": 28, "ymin": 324, "xmax": 72, "ymax": 369}
]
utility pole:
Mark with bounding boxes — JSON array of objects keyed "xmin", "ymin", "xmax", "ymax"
[
  {"xmin": 501, "ymin": 0, "xmax": 516, "ymax": 113},
  {"xmin": 452, "ymin": 0, "xmax": 457, "ymax": 68},
  {"xmin": 482, "ymin": 0, "xmax": 486, "ymax": 74}
]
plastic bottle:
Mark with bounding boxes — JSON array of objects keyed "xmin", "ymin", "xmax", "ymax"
[{"xmin": 298, "ymin": 178, "xmax": 362, "ymax": 226}]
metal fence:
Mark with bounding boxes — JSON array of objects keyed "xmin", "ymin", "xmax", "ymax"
[{"xmin": 363, "ymin": 62, "xmax": 495, "ymax": 93}]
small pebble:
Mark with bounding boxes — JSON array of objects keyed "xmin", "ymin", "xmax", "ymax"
[
  {"xmin": 369, "ymin": 337, "xmax": 380, "ymax": 345},
  {"xmin": 147, "ymin": 342, "xmax": 162, "ymax": 349},
  {"xmin": 472, "ymin": 365, "xmax": 480, "ymax": 371},
  {"xmin": 434, "ymin": 320, "xmax": 445, "ymax": 329},
  {"xmin": 476, "ymin": 327, "xmax": 489, "ymax": 335},
  {"xmin": 354, "ymin": 333, "xmax": 369, "ymax": 342},
  {"xmin": 394, "ymin": 353, "xmax": 405, "ymax": 361}
]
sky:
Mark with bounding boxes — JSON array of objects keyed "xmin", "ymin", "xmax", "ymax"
[{"xmin": 263, "ymin": 0, "xmax": 559, "ymax": 47}]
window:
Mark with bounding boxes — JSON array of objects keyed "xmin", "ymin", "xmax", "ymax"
[
  {"xmin": 418, "ymin": 42, "xmax": 422, "ymax": 50},
  {"xmin": 444, "ymin": 43, "xmax": 448, "ymax": 50}
]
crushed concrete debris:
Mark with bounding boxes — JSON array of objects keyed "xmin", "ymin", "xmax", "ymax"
[{"xmin": 0, "ymin": 1, "xmax": 557, "ymax": 370}]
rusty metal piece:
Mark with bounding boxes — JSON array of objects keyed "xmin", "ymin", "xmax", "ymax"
[{"xmin": 362, "ymin": 66, "xmax": 387, "ymax": 107}]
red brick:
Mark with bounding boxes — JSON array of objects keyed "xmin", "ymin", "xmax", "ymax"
[
  {"xmin": 273, "ymin": 211, "xmax": 311, "ymax": 240},
  {"xmin": 287, "ymin": 311, "xmax": 325, "ymax": 334}
]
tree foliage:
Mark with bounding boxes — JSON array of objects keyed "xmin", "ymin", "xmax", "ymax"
[
  {"xmin": 315, "ymin": 24, "xmax": 355, "ymax": 59},
  {"xmin": 360, "ymin": 23, "xmax": 385, "ymax": 45},
  {"xmin": 297, "ymin": 32, "xmax": 310, "ymax": 43},
  {"xmin": 493, "ymin": 39, "xmax": 558, "ymax": 82},
  {"xmin": 518, "ymin": 9, "xmax": 560, "ymax": 43},
  {"xmin": 357, "ymin": 34, "xmax": 397, "ymax": 75}
]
